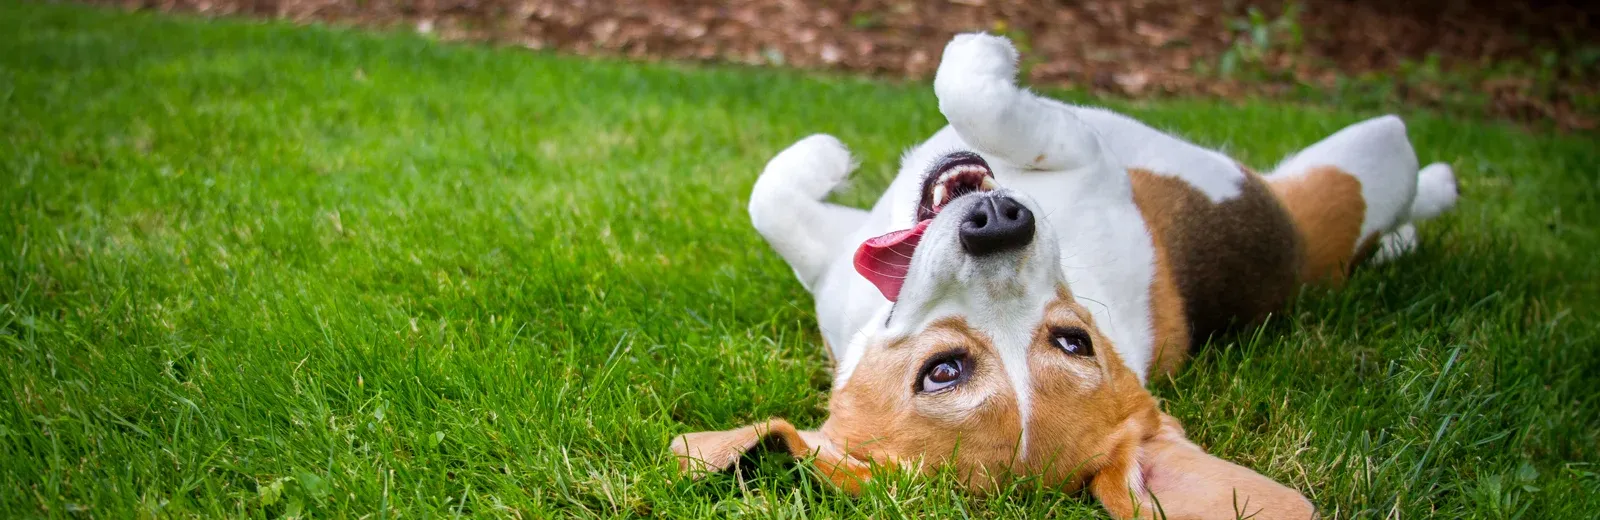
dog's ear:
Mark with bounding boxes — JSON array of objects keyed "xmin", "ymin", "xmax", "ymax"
[
  {"xmin": 1090, "ymin": 414, "xmax": 1315, "ymax": 520},
  {"xmin": 670, "ymin": 418, "xmax": 873, "ymax": 493}
]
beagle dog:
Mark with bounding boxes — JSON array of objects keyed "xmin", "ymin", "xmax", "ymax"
[{"xmin": 673, "ymin": 33, "xmax": 1458, "ymax": 519}]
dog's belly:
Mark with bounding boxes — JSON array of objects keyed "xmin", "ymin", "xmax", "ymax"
[
  {"xmin": 1130, "ymin": 168, "xmax": 1304, "ymax": 343},
  {"xmin": 1073, "ymin": 107, "xmax": 1305, "ymax": 344}
]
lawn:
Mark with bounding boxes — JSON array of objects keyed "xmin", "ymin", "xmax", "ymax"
[{"xmin": 2, "ymin": 2, "xmax": 1598, "ymax": 518}]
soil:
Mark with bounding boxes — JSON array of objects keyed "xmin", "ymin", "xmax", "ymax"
[{"xmin": 95, "ymin": 0, "xmax": 1600, "ymax": 130}]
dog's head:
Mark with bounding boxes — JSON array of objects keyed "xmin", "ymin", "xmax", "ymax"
[{"xmin": 675, "ymin": 152, "xmax": 1312, "ymax": 518}]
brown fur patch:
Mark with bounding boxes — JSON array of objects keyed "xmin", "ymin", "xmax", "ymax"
[
  {"xmin": 1129, "ymin": 168, "xmax": 1304, "ymax": 345},
  {"xmin": 1267, "ymin": 166, "xmax": 1368, "ymax": 286}
]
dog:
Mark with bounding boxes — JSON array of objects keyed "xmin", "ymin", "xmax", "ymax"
[{"xmin": 672, "ymin": 33, "xmax": 1458, "ymax": 519}]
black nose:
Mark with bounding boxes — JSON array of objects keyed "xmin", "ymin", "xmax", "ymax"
[{"xmin": 959, "ymin": 195, "xmax": 1034, "ymax": 256}]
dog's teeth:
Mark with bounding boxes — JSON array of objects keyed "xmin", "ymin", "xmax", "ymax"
[
  {"xmin": 931, "ymin": 184, "xmax": 948, "ymax": 207},
  {"xmin": 980, "ymin": 177, "xmax": 998, "ymax": 190}
]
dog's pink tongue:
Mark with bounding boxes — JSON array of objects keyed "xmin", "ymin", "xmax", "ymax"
[{"xmin": 853, "ymin": 220, "xmax": 930, "ymax": 302}]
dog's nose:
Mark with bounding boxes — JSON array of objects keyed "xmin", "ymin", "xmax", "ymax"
[{"xmin": 960, "ymin": 195, "xmax": 1034, "ymax": 256}]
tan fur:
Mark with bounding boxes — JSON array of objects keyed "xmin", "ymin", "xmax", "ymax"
[
  {"xmin": 669, "ymin": 418, "xmax": 873, "ymax": 493},
  {"xmin": 1129, "ymin": 168, "xmax": 1303, "ymax": 344},
  {"xmin": 1092, "ymin": 415, "xmax": 1317, "ymax": 519},
  {"xmin": 1267, "ymin": 166, "xmax": 1368, "ymax": 286},
  {"xmin": 1127, "ymin": 171, "xmax": 1193, "ymax": 378},
  {"xmin": 673, "ymin": 292, "xmax": 1314, "ymax": 518},
  {"xmin": 1146, "ymin": 252, "xmax": 1189, "ymax": 379},
  {"xmin": 671, "ymin": 316, "xmax": 1031, "ymax": 492},
  {"xmin": 822, "ymin": 316, "xmax": 1026, "ymax": 489},
  {"xmin": 1023, "ymin": 290, "xmax": 1164, "ymax": 489},
  {"xmin": 1087, "ymin": 413, "xmax": 1163, "ymax": 517}
]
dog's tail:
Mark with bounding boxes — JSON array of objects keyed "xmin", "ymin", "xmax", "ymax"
[{"xmin": 1408, "ymin": 162, "xmax": 1458, "ymax": 222}]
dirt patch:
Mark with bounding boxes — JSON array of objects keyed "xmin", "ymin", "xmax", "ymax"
[{"xmin": 97, "ymin": 0, "xmax": 1599, "ymax": 131}]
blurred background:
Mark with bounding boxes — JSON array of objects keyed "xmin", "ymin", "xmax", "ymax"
[{"xmin": 99, "ymin": 0, "xmax": 1599, "ymax": 130}]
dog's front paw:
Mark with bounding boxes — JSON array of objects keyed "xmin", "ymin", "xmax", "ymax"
[
  {"xmin": 762, "ymin": 134, "xmax": 854, "ymax": 201},
  {"xmin": 936, "ymin": 33, "xmax": 1020, "ymax": 87}
]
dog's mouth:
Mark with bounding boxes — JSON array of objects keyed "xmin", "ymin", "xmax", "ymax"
[
  {"xmin": 916, "ymin": 151, "xmax": 999, "ymax": 222},
  {"xmin": 854, "ymin": 152, "xmax": 998, "ymax": 302}
]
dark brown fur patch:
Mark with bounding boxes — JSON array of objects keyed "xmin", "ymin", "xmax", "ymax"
[
  {"xmin": 1266, "ymin": 166, "xmax": 1368, "ymax": 286},
  {"xmin": 1130, "ymin": 169, "xmax": 1304, "ymax": 345}
]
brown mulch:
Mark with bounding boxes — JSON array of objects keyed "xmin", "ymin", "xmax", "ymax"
[{"xmin": 97, "ymin": 0, "xmax": 1600, "ymax": 130}]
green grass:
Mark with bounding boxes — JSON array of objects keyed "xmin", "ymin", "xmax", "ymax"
[{"xmin": 3, "ymin": 2, "xmax": 1598, "ymax": 517}]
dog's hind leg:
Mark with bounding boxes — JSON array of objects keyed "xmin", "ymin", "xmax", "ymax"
[
  {"xmin": 1266, "ymin": 115, "xmax": 1453, "ymax": 283},
  {"xmin": 749, "ymin": 134, "xmax": 869, "ymax": 291},
  {"xmin": 932, "ymin": 33, "xmax": 1106, "ymax": 173},
  {"xmin": 1372, "ymin": 163, "xmax": 1459, "ymax": 263}
]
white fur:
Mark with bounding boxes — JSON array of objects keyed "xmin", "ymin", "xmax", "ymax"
[
  {"xmin": 1370, "ymin": 162, "xmax": 1458, "ymax": 263},
  {"xmin": 1410, "ymin": 162, "xmax": 1459, "ymax": 222},
  {"xmin": 1372, "ymin": 224, "xmax": 1418, "ymax": 264},
  {"xmin": 1071, "ymin": 107, "xmax": 1248, "ymax": 203},
  {"xmin": 748, "ymin": 134, "xmax": 868, "ymax": 291},
  {"xmin": 929, "ymin": 34, "xmax": 1159, "ymax": 392}
]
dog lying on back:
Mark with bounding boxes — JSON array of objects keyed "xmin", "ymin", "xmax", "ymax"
[{"xmin": 673, "ymin": 33, "xmax": 1457, "ymax": 519}]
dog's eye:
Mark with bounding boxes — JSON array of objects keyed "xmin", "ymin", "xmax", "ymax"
[
  {"xmin": 1050, "ymin": 327, "xmax": 1094, "ymax": 356},
  {"xmin": 916, "ymin": 352, "xmax": 969, "ymax": 393}
]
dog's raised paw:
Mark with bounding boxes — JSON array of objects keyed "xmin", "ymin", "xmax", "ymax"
[
  {"xmin": 936, "ymin": 33, "xmax": 1020, "ymax": 85},
  {"xmin": 760, "ymin": 134, "xmax": 855, "ymax": 201},
  {"xmin": 934, "ymin": 33, "xmax": 1022, "ymax": 120}
]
